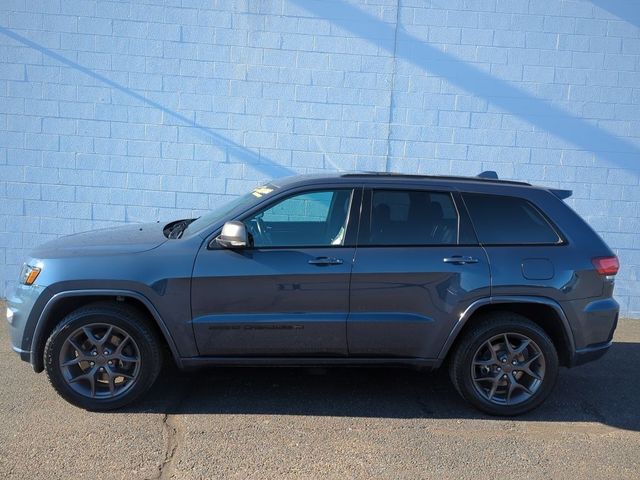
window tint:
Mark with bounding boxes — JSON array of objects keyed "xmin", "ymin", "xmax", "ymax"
[
  {"xmin": 245, "ymin": 189, "xmax": 353, "ymax": 248},
  {"xmin": 366, "ymin": 190, "xmax": 459, "ymax": 245},
  {"xmin": 261, "ymin": 191, "xmax": 333, "ymax": 223},
  {"xmin": 462, "ymin": 193, "xmax": 561, "ymax": 245}
]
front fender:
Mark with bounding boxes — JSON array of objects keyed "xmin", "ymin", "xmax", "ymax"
[{"xmin": 27, "ymin": 287, "xmax": 187, "ymax": 372}]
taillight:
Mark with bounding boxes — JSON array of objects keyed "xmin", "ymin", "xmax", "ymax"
[{"xmin": 592, "ymin": 256, "xmax": 619, "ymax": 276}]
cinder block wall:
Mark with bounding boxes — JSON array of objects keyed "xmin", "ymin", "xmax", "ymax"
[{"xmin": 1, "ymin": 0, "xmax": 639, "ymax": 316}]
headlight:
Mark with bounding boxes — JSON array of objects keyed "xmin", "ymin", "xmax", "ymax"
[{"xmin": 19, "ymin": 264, "xmax": 41, "ymax": 286}]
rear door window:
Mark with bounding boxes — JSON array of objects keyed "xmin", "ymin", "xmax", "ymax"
[
  {"xmin": 365, "ymin": 189, "xmax": 459, "ymax": 245},
  {"xmin": 462, "ymin": 193, "xmax": 562, "ymax": 245}
]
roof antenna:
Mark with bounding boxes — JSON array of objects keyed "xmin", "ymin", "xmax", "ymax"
[{"xmin": 477, "ymin": 170, "xmax": 499, "ymax": 179}]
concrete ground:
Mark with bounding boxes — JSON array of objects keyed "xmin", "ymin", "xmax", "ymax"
[{"xmin": 1, "ymin": 304, "xmax": 639, "ymax": 480}]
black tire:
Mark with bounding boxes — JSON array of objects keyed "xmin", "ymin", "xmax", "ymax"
[
  {"xmin": 44, "ymin": 302, "xmax": 162, "ymax": 411},
  {"xmin": 449, "ymin": 312, "xmax": 559, "ymax": 416}
]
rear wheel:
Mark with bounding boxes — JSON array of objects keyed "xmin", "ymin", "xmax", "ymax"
[
  {"xmin": 44, "ymin": 303, "xmax": 162, "ymax": 411},
  {"xmin": 449, "ymin": 312, "xmax": 559, "ymax": 416}
]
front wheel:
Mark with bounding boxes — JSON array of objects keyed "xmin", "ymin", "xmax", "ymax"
[
  {"xmin": 449, "ymin": 313, "xmax": 559, "ymax": 416},
  {"xmin": 44, "ymin": 303, "xmax": 162, "ymax": 411}
]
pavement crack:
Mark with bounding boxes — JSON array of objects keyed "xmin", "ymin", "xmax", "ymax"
[
  {"xmin": 157, "ymin": 412, "xmax": 182, "ymax": 480},
  {"xmin": 150, "ymin": 378, "xmax": 192, "ymax": 480}
]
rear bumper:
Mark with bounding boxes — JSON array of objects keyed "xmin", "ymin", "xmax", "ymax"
[
  {"xmin": 570, "ymin": 341, "xmax": 612, "ymax": 367},
  {"xmin": 566, "ymin": 297, "xmax": 619, "ymax": 350},
  {"xmin": 564, "ymin": 297, "xmax": 618, "ymax": 367}
]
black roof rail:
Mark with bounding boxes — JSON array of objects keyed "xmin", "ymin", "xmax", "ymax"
[{"xmin": 340, "ymin": 171, "xmax": 530, "ymax": 186}]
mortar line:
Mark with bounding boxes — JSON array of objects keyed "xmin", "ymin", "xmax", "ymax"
[{"xmin": 384, "ymin": 0, "xmax": 402, "ymax": 173}]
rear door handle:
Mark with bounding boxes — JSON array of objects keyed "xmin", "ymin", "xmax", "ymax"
[
  {"xmin": 308, "ymin": 256, "xmax": 344, "ymax": 266},
  {"xmin": 443, "ymin": 255, "xmax": 478, "ymax": 265}
]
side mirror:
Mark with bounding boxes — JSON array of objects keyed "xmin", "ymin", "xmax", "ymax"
[{"xmin": 215, "ymin": 221, "xmax": 248, "ymax": 249}]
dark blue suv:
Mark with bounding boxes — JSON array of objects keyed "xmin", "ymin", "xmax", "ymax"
[{"xmin": 7, "ymin": 172, "xmax": 619, "ymax": 415}]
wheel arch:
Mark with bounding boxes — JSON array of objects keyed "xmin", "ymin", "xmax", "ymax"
[
  {"xmin": 30, "ymin": 289, "xmax": 182, "ymax": 372},
  {"xmin": 438, "ymin": 296, "xmax": 576, "ymax": 367}
]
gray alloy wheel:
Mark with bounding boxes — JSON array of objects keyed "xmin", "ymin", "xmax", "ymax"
[
  {"xmin": 449, "ymin": 312, "xmax": 559, "ymax": 416},
  {"xmin": 58, "ymin": 323, "xmax": 142, "ymax": 400},
  {"xmin": 471, "ymin": 332, "xmax": 545, "ymax": 406},
  {"xmin": 45, "ymin": 302, "xmax": 162, "ymax": 411}
]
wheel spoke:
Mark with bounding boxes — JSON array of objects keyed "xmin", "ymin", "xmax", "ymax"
[
  {"xmin": 68, "ymin": 370, "xmax": 93, "ymax": 384},
  {"xmin": 68, "ymin": 367, "xmax": 97, "ymax": 397},
  {"xmin": 474, "ymin": 374, "xmax": 496, "ymax": 382},
  {"xmin": 513, "ymin": 339, "xmax": 531, "ymax": 355},
  {"xmin": 67, "ymin": 337, "xmax": 88, "ymax": 356},
  {"xmin": 114, "ymin": 335, "xmax": 132, "ymax": 356},
  {"xmin": 503, "ymin": 334, "xmax": 514, "ymax": 355},
  {"xmin": 519, "ymin": 352, "xmax": 543, "ymax": 380},
  {"xmin": 487, "ymin": 341, "xmax": 499, "ymax": 362},
  {"xmin": 487, "ymin": 377, "xmax": 500, "ymax": 400},
  {"xmin": 473, "ymin": 358, "xmax": 495, "ymax": 367},
  {"xmin": 98, "ymin": 325, "xmax": 114, "ymax": 346},
  {"xmin": 82, "ymin": 326, "xmax": 100, "ymax": 347},
  {"xmin": 88, "ymin": 370, "xmax": 96, "ymax": 397},
  {"xmin": 62, "ymin": 336, "xmax": 94, "ymax": 367},
  {"xmin": 512, "ymin": 380, "xmax": 534, "ymax": 396},
  {"xmin": 113, "ymin": 334, "xmax": 138, "ymax": 363},
  {"xmin": 113, "ymin": 353, "xmax": 139, "ymax": 363},
  {"xmin": 522, "ymin": 352, "xmax": 542, "ymax": 368},
  {"xmin": 61, "ymin": 357, "xmax": 82, "ymax": 367},
  {"xmin": 524, "ymin": 369, "xmax": 542, "ymax": 381},
  {"xmin": 105, "ymin": 366, "xmax": 117, "ymax": 396},
  {"xmin": 506, "ymin": 374, "xmax": 517, "ymax": 404},
  {"xmin": 475, "ymin": 339, "xmax": 499, "ymax": 366}
]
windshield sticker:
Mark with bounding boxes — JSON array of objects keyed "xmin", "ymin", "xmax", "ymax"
[{"xmin": 251, "ymin": 186, "xmax": 274, "ymax": 198}]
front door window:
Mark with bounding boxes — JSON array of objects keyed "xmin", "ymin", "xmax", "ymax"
[{"xmin": 244, "ymin": 189, "xmax": 353, "ymax": 248}]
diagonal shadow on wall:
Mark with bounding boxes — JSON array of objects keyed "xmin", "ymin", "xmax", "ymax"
[
  {"xmin": 591, "ymin": 0, "xmax": 640, "ymax": 29},
  {"xmin": 0, "ymin": 26, "xmax": 294, "ymax": 180},
  {"xmin": 292, "ymin": 0, "xmax": 640, "ymax": 173}
]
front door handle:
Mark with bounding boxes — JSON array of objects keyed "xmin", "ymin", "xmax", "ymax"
[
  {"xmin": 443, "ymin": 255, "xmax": 479, "ymax": 265},
  {"xmin": 308, "ymin": 256, "xmax": 344, "ymax": 266}
]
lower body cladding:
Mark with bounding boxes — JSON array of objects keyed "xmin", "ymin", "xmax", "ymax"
[{"xmin": 178, "ymin": 356, "xmax": 442, "ymax": 370}]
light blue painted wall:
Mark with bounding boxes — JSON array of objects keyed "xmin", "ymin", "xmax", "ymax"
[{"xmin": 0, "ymin": 0, "xmax": 639, "ymax": 316}]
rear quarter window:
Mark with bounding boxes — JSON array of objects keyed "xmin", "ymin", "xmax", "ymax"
[{"xmin": 462, "ymin": 193, "xmax": 562, "ymax": 245}]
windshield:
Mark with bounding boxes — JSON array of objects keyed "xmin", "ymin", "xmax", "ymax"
[{"xmin": 183, "ymin": 185, "xmax": 278, "ymax": 236}]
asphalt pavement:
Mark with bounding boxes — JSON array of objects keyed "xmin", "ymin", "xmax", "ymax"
[{"xmin": 1, "ymin": 303, "xmax": 639, "ymax": 479}]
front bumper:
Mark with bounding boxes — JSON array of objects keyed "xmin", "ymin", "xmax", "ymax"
[{"xmin": 6, "ymin": 284, "xmax": 45, "ymax": 363}]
